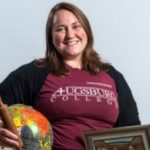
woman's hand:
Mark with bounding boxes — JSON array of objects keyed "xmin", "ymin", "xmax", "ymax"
[{"xmin": 0, "ymin": 119, "xmax": 19, "ymax": 148}]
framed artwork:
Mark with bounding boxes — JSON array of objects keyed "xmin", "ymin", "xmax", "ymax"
[{"xmin": 84, "ymin": 124, "xmax": 150, "ymax": 150}]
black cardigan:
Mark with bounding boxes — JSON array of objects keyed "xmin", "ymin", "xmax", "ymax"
[{"xmin": 0, "ymin": 61, "xmax": 141, "ymax": 127}]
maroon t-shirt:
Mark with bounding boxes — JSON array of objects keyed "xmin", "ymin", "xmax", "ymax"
[{"xmin": 35, "ymin": 66, "xmax": 119, "ymax": 150}]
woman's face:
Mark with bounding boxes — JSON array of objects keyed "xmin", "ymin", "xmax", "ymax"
[{"xmin": 52, "ymin": 9, "xmax": 88, "ymax": 61}]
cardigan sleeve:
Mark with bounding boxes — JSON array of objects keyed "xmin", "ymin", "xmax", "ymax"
[
  {"xmin": 0, "ymin": 62, "xmax": 34, "ymax": 105},
  {"xmin": 0, "ymin": 61, "xmax": 48, "ymax": 106},
  {"xmin": 0, "ymin": 70, "xmax": 24, "ymax": 105},
  {"xmin": 107, "ymin": 66, "xmax": 141, "ymax": 127}
]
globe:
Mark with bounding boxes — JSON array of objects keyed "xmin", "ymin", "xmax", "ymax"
[{"xmin": 5, "ymin": 104, "xmax": 53, "ymax": 150}]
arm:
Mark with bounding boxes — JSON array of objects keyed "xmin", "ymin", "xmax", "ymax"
[
  {"xmin": 0, "ymin": 68, "xmax": 26, "ymax": 105},
  {"xmin": 107, "ymin": 66, "xmax": 141, "ymax": 127},
  {"xmin": 0, "ymin": 61, "xmax": 47, "ymax": 106},
  {"xmin": 0, "ymin": 61, "xmax": 47, "ymax": 148},
  {"xmin": 0, "ymin": 63, "xmax": 31, "ymax": 149}
]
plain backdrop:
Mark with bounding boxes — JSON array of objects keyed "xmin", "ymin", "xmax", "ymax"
[{"xmin": 0, "ymin": 0, "xmax": 150, "ymax": 125}]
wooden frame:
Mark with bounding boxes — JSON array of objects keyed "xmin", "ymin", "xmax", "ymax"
[{"xmin": 84, "ymin": 124, "xmax": 150, "ymax": 150}]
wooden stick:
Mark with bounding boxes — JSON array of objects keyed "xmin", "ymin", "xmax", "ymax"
[{"xmin": 0, "ymin": 96, "xmax": 22, "ymax": 150}]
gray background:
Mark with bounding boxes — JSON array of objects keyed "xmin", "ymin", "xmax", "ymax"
[{"xmin": 0, "ymin": 0, "xmax": 150, "ymax": 127}]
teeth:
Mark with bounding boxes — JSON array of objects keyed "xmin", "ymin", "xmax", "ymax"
[{"xmin": 65, "ymin": 40, "xmax": 78, "ymax": 46}]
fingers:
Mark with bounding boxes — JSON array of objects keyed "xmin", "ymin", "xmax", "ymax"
[
  {"xmin": 0, "ymin": 136, "xmax": 19, "ymax": 148},
  {"xmin": 0, "ymin": 128, "xmax": 19, "ymax": 140},
  {"xmin": 0, "ymin": 120, "xmax": 19, "ymax": 148},
  {"xmin": 0, "ymin": 119, "xmax": 3, "ymax": 127}
]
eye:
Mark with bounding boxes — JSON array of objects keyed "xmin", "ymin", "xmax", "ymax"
[
  {"xmin": 55, "ymin": 27, "xmax": 66, "ymax": 32},
  {"xmin": 73, "ymin": 24, "xmax": 82, "ymax": 29}
]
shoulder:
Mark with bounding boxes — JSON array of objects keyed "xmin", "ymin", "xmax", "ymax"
[
  {"xmin": 1, "ymin": 60, "xmax": 49, "ymax": 86},
  {"xmin": 10, "ymin": 60, "xmax": 48, "ymax": 76},
  {"xmin": 7, "ymin": 61, "xmax": 36, "ymax": 75},
  {"xmin": 106, "ymin": 65, "xmax": 129, "ymax": 92},
  {"xmin": 106, "ymin": 65, "xmax": 123, "ymax": 80},
  {"xmin": 13, "ymin": 60, "xmax": 41, "ymax": 72}
]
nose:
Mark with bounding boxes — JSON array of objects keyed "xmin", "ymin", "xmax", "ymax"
[{"xmin": 65, "ymin": 28, "xmax": 74, "ymax": 39}]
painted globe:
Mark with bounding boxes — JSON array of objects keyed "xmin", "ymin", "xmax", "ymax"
[{"xmin": 8, "ymin": 104, "xmax": 53, "ymax": 150}]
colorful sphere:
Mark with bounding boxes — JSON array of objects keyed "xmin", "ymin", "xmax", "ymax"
[{"xmin": 8, "ymin": 104, "xmax": 53, "ymax": 150}]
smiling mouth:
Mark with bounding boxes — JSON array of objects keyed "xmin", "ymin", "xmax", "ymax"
[{"xmin": 64, "ymin": 40, "xmax": 79, "ymax": 46}]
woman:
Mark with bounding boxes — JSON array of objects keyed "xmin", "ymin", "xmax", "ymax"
[{"xmin": 0, "ymin": 2, "xmax": 140, "ymax": 150}]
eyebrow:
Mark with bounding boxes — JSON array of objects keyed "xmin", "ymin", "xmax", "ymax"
[
  {"xmin": 72, "ymin": 21, "xmax": 80, "ymax": 25},
  {"xmin": 55, "ymin": 21, "xmax": 80, "ymax": 28}
]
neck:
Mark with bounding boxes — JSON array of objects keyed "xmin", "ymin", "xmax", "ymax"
[{"xmin": 64, "ymin": 60, "xmax": 82, "ymax": 69}]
